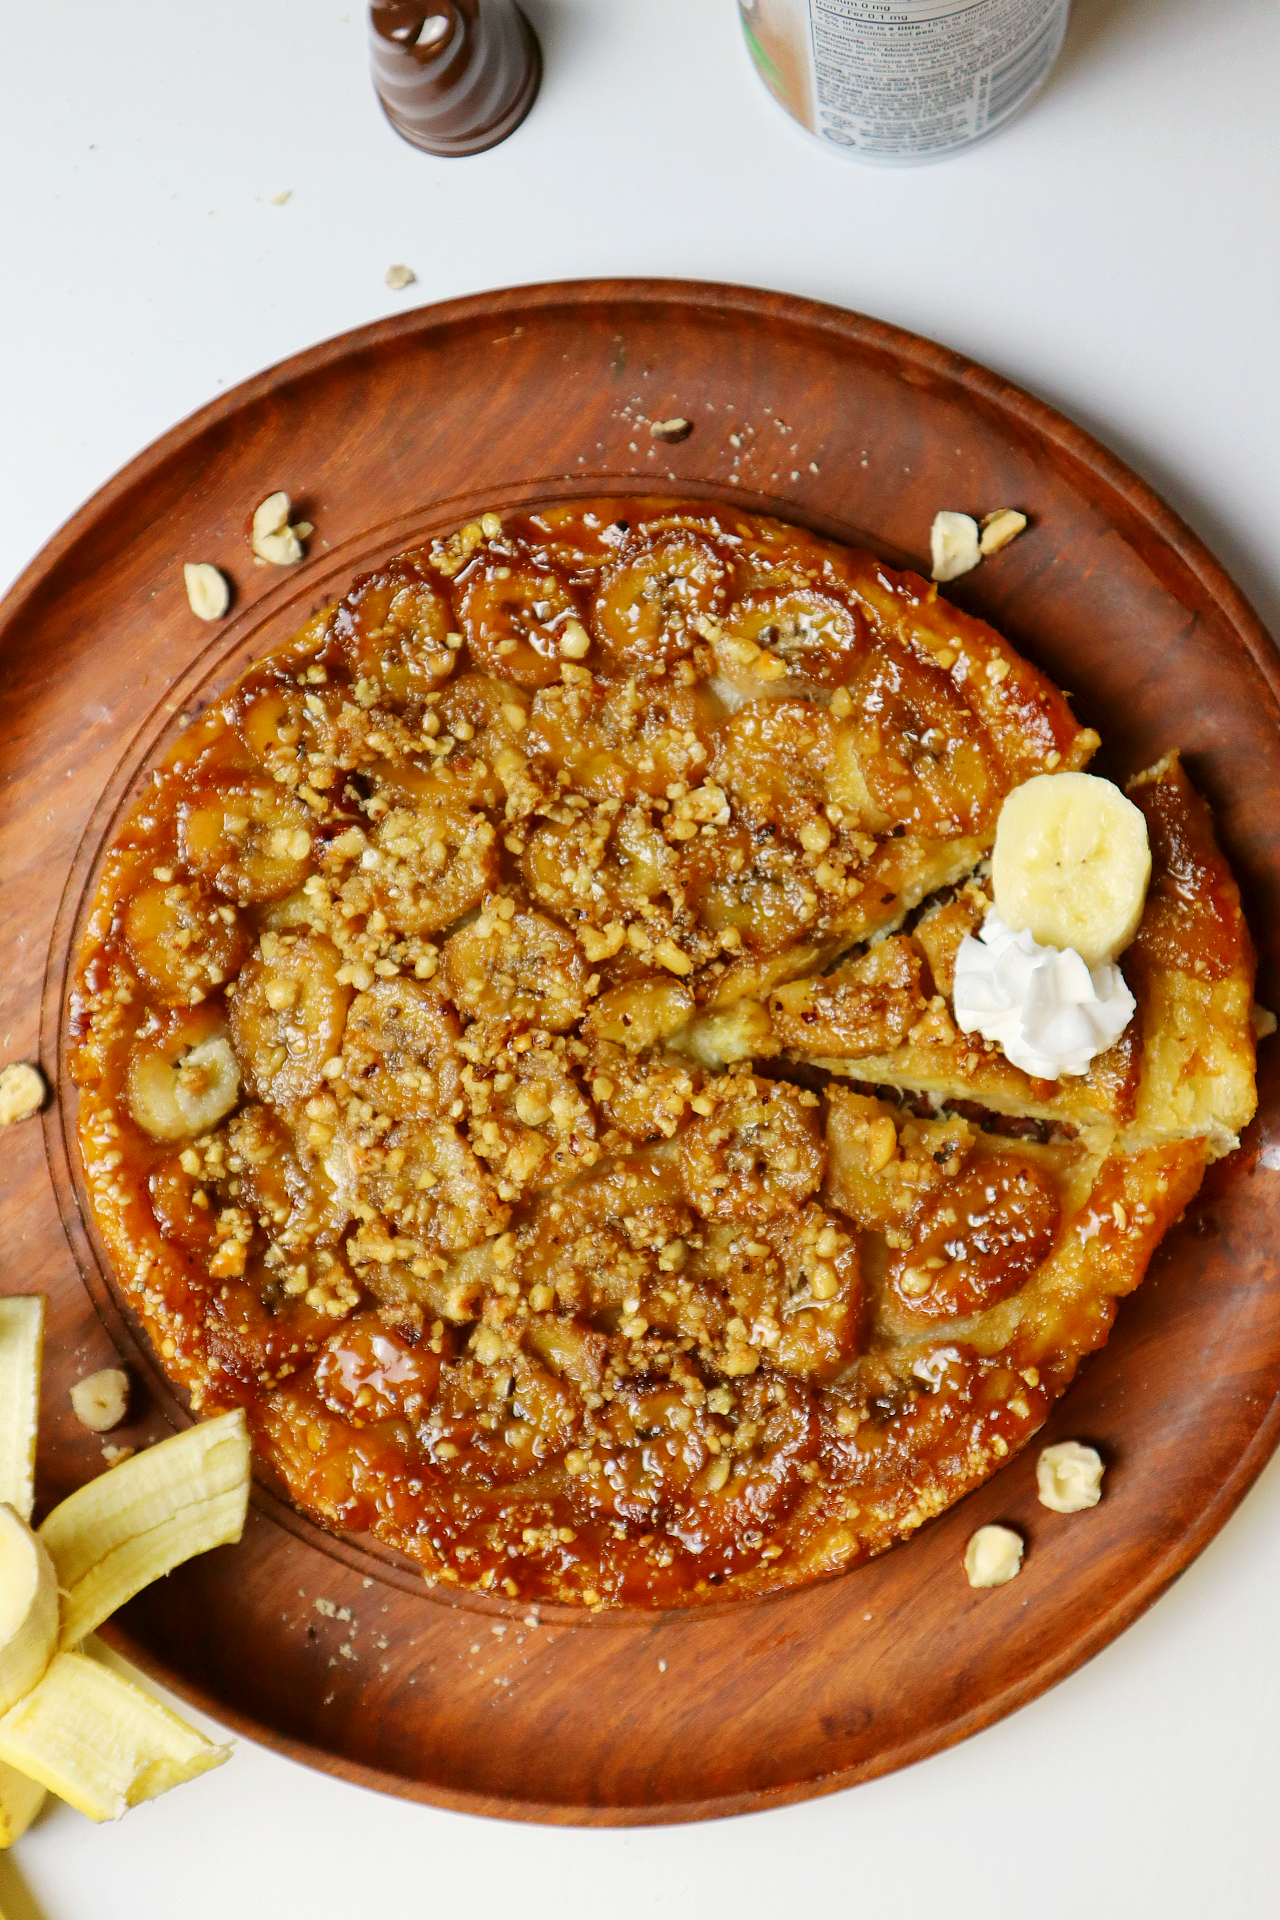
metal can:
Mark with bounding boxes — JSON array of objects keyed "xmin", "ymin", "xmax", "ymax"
[{"xmin": 738, "ymin": 0, "xmax": 1071, "ymax": 164}]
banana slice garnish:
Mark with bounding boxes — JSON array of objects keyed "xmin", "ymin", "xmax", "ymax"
[{"xmin": 991, "ymin": 770, "xmax": 1152, "ymax": 967}]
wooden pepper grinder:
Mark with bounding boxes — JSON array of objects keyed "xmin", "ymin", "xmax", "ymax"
[{"xmin": 369, "ymin": 2, "xmax": 541, "ymax": 157}]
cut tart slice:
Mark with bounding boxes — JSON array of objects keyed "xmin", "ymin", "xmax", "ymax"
[{"xmin": 772, "ymin": 754, "xmax": 1257, "ymax": 1156}]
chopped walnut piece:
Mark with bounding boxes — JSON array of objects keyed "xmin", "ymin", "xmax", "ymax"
[
  {"xmin": 251, "ymin": 491, "xmax": 310, "ymax": 566},
  {"xmin": 930, "ymin": 510, "xmax": 981, "ymax": 583}
]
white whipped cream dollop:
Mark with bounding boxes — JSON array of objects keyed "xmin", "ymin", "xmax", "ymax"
[{"xmin": 952, "ymin": 912, "xmax": 1136, "ymax": 1080}]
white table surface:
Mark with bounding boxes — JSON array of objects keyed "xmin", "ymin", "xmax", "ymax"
[{"xmin": 2, "ymin": 2, "xmax": 1278, "ymax": 1914}]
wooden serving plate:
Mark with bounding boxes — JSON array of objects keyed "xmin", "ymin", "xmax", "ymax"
[{"xmin": 2, "ymin": 281, "xmax": 1278, "ymax": 1825}]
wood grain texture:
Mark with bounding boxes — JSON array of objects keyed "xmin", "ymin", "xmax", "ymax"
[{"xmin": 1, "ymin": 280, "xmax": 1277, "ymax": 1824}]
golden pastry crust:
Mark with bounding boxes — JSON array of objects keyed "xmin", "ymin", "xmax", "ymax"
[{"xmin": 67, "ymin": 499, "xmax": 1239, "ymax": 1607}]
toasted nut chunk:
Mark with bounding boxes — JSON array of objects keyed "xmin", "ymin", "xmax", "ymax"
[
  {"xmin": 71, "ymin": 1368, "xmax": 130, "ymax": 1433},
  {"xmin": 1036, "ymin": 1440, "xmax": 1104, "ymax": 1513},
  {"xmin": 0, "ymin": 1062, "xmax": 46, "ymax": 1126},
  {"xmin": 251, "ymin": 492, "xmax": 307, "ymax": 566},
  {"xmin": 964, "ymin": 1524, "xmax": 1023, "ymax": 1588},
  {"xmin": 649, "ymin": 417, "xmax": 693, "ymax": 443},
  {"xmin": 930, "ymin": 510, "xmax": 981, "ymax": 583},
  {"xmin": 385, "ymin": 263, "xmax": 417, "ymax": 291},
  {"xmin": 979, "ymin": 509, "xmax": 1028, "ymax": 555},
  {"xmin": 183, "ymin": 563, "xmax": 230, "ymax": 622}
]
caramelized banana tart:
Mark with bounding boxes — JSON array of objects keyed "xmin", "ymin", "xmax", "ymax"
[{"xmin": 69, "ymin": 499, "xmax": 1258, "ymax": 1607}]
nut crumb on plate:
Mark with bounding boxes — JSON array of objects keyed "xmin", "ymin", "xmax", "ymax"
[
  {"xmin": 251, "ymin": 491, "xmax": 309, "ymax": 566},
  {"xmin": 979, "ymin": 508, "xmax": 1028, "ymax": 555},
  {"xmin": 930, "ymin": 510, "xmax": 981, "ymax": 582},
  {"xmin": 71, "ymin": 1367, "xmax": 130, "ymax": 1432},
  {"xmin": 0, "ymin": 1061, "xmax": 46, "ymax": 1125},
  {"xmin": 1036, "ymin": 1440, "xmax": 1104, "ymax": 1512},
  {"xmin": 385, "ymin": 264, "xmax": 417, "ymax": 291},
  {"xmin": 964, "ymin": 1524, "xmax": 1024, "ymax": 1588},
  {"xmin": 183, "ymin": 562, "xmax": 230, "ymax": 623}
]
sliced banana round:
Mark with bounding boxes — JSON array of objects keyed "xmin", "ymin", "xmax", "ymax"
[
  {"xmin": 338, "ymin": 978, "xmax": 462, "ymax": 1120},
  {"xmin": 992, "ymin": 771, "xmax": 1151, "ymax": 967},
  {"xmin": 0, "ymin": 1504, "xmax": 58, "ymax": 1715},
  {"xmin": 180, "ymin": 780, "xmax": 314, "ymax": 903},
  {"xmin": 334, "ymin": 565, "xmax": 455, "ymax": 701},
  {"xmin": 460, "ymin": 561, "xmax": 581, "ymax": 687},
  {"xmin": 123, "ymin": 880, "xmax": 248, "ymax": 1003},
  {"xmin": 718, "ymin": 588, "xmax": 865, "ymax": 691},
  {"xmin": 596, "ymin": 533, "xmax": 728, "ymax": 665},
  {"xmin": 126, "ymin": 1029, "xmax": 241, "ymax": 1142},
  {"xmin": 229, "ymin": 933, "xmax": 351, "ymax": 1109}
]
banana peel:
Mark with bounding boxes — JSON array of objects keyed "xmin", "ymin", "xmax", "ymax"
[
  {"xmin": 0, "ymin": 1754, "xmax": 45, "ymax": 1846},
  {"xmin": 0, "ymin": 1297, "xmax": 44, "ymax": 1522},
  {"xmin": 41, "ymin": 1410, "xmax": 250, "ymax": 1648},
  {"xmin": 0, "ymin": 1296, "xmax": 251, "ymax": 1837},
  {"xmin": 0, "ymin": 1651, "xmax": 228, "ymax": 1823}
]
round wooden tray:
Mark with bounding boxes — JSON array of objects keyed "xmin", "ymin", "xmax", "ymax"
[{"xmin": 2, "ymin": 281, "xmax": 1278, "ymax": 1825}]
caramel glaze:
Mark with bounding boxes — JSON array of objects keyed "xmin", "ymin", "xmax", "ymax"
[
  {"xmin": 70, "ymin": 499, "xmax": 1209, "ymax": 1607},
  {"xmin": 1127, "ymin": 756, "xmax": 1254, "ymax": 983}
]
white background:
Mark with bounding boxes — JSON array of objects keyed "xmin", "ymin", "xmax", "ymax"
[{"xmin": 2, "ymin": 2, "xmax": 1278, "ymax": 1914}]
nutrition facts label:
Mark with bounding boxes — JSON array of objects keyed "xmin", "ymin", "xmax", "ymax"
[
  {"xmin": 740, "ymin": 0, "xmax": 1070, "ymax": 162},
  {"xmin": 810, "ymin": 0, "xmax": 1068, "ymax": 155}
]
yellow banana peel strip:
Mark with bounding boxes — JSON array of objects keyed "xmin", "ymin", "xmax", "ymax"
[
  {"xmin": 0, "ymin": 1755, "xmax": 45, "ymax": 1846},
  {"xmin": 0, "ymin": 1298, "xmax": 44, "ymax": 1523},
  {"xmin": 0, "ymin": 1650, "xmax": 229, "ymax": 1822},
  {"xmin": 40, "ymin": 1409, "xmax": 251, "ymax": 1648}
]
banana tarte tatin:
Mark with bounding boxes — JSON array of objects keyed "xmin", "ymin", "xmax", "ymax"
[{"xmin": 68, "ymin": 499, "xmax": 1257, "ymax": 1606}]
